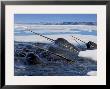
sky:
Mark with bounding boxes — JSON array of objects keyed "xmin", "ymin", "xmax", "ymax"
[{"xmin": 14, "ymin": 14, "xmax": 97, "ymax": 23}]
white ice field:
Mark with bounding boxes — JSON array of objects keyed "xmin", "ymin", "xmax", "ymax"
[{"xmin": 14, "ymin": 24, "xmax": 97, "ymax": 43}]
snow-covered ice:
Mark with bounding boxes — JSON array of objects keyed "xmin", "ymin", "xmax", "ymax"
[
  {"xmin": 14, "ymin": 24, "xmax": 97, "ymax": 43},
  {"xmin": 78, "ymin": 50, "xmax": 97, "ymax": 61},
  {"xmin": 15, "ymin": 24, "xmax": 96, "ymax": 31},
  {"xmin": 87, "ymin": 71, "xmax": 97, "ymax": 76}
]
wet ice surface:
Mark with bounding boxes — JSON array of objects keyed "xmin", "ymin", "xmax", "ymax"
[{"xmin": 14, "ymin": 42, "xmax": 97, "ymax": 76}]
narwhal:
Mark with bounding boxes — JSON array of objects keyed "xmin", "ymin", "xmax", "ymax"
[{"xmin": 22, "ymin": 26, "xmax": 97, "ymax": 64}]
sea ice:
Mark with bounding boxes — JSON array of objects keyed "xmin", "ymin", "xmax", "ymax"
[
  {"xmin": 78, "ymin": 50, "xmax": 97, "ymax": 61},
  {"xmin": 87, "ymin": 71, "xmax": 97, "ymax": 76}
]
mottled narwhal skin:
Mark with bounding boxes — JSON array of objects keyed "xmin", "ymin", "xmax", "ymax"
[{"xmin": 48, "ymin": 38, "xmax": 80, "ymax": 60}]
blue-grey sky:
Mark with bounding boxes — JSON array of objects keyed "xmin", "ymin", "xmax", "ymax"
[{"xmin": 14, "ymin": 14, "xmax": 96, "ymax": 23}]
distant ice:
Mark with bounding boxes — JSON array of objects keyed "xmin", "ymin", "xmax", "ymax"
[
  {"xmin": 14, "ymin": 24, "xmax": 97, "ymax": 44},
  {"xmin": 15, "ymin": 24, "xmax": 97, "ymax": 31}
]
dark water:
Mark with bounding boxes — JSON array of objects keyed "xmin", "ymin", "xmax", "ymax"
[{"xmin": 14, "ymin": 42, "xmax": 97, "ymax": 76}]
